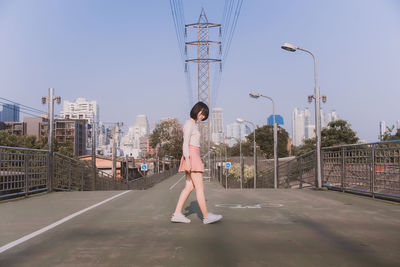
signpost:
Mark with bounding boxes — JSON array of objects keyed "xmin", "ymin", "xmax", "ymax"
[{"xmin": 141, "ymin": 164, "xmax": 148, "ymax": 171}]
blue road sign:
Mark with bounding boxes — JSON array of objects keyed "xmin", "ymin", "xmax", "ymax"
[
  {"xmin": 267, "ymin": 115, "xmax": 284, "ymax": 126},
  {"xmin": 225, "ymin": 162, "xmax": 231, "ymax": 169},
  {"xmin": 141, "ymin": 164, "xmax": 147, "ymax": 171}
]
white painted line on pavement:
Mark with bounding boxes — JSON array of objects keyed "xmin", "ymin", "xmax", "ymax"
[
  {"xmin": 0, "ymin": 190, "xmax": 131, "ymax": 254},
  {"xmin": 169, "ymin": 175, "xmax": 186, "ymax": 190}
]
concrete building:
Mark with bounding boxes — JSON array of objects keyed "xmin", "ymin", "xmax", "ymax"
[
  {"xmin": 60, "ymin": 98, "xmax": 99, "ymax": 125},
  {"xmin": 54, "ymin": 119, "xmax": 87, "ymax": 156},
  {"xmin": 60, "ymin": 98, "xmax": 99, "ymax": 151},
  {"xmin": 23, "ymin": 117, "xmax": 48, "ymax": 139},
  {"xmin": 1, "ymin": 104, "xmax": 20, "ymax": 122},
  {"xmin": 4, "ymin": 122, "xmax": 26, "ymax": 136},
  {"xmin": 211, "ymin": 108, "xmax": 224, "ymax": 145}
]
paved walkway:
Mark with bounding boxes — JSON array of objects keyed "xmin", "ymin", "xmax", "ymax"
[{"xmin": 0, "ymin": 173, "xmax": 399, "ymax": 266}]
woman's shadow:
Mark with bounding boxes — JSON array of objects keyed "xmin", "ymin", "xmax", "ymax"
[{"xmin": 183, "ymin": 201, "xmax": 203, "ymax": 220}]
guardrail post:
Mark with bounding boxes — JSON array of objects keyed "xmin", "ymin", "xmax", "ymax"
[
  {"xmin": 24, "ymin": 152, "xmax": 29, "ymax": 197},
  {"xmin": 299, "ymin": 157, "xmax": 303, "ymax": 189},
  {"xmin": 47, "ymin": 151, "xmax": 53, "ymax": 192},
  {"xmin": 341, "ymin": 147, "xmax": 345, "ymax": 192},
  {"xmin": 371, "ymin": 145, "xmax": 375, "ymax": 199},
  {"xmin": 81, "ymin": 167, "xmax": 84, "ymax": 191},
  {"xmin": 68, "ymin": 160, "xmax": 71, "ymax": 191}
]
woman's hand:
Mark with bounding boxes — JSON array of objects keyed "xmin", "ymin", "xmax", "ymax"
[{"xmin": 184, "ymin": 158, "xmax": 191, "ymax": 172}]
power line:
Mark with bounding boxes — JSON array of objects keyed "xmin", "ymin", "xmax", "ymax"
[
  {"xmin": 0, "ymin": 96, "xmax": 47, "ymax": 115},
  {"xmin": 0, "ymin": 103, "xmax": 46, "ymax": 119}
]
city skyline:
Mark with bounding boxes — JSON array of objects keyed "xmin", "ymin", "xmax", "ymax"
[{"xmin": 0, "ymin": 0, "xmax": 399, "ymax": 142}]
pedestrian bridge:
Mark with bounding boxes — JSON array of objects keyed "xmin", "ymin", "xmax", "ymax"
[{"xmin": 1, "ymin": 173, "xmax": 399, "ymax": 266}]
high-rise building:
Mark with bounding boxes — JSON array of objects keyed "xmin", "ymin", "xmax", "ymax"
[
  {"xmin": 1, "ymin": 104, "xmax": 20, "ymax": 122},
  {"xmin": 60, "ymin": 98, "xmax": 99, "ymax": 125},
  {"xmin": 379, "ymin": 121, "xmax": 386, "ymax": 138},
  {"xmin": 320, "ymin": 109, "xmax": 326, "ymax": 128},
  {"xmin": 211, "ymin": 108, "xmax": 224, "ymax": 145},
  {"xmin": 292, "ymin": 108, "xmax": 305, "ymax": 146},
  {"xmin": 304, "ymin": 108, "xmax": 312, "ymax": 139},
  {"xmin": 60, "ymin": 98, "xmax": 99, "ymax": 150},
  {"xmin": 226, "ymin": 122, "xmax": 250, "ymax": 147},
  {"xmin": 121, "ymin": 115, "xmax": 149, "ymax": 158},
  {"xmin": 306, "ymin": 125, "xmax": 315, "ymax": 139},
  {"xmin": 326, "ymin": 110, "xmax": 339, "ymax": 125}
]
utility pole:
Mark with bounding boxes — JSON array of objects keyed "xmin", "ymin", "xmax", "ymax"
[
  {"xmin": 42, "ymin": 88, "xmax": 61, "ymax": 192},
  {"xmin": 92, "ymin": 116, "xmax": 97, "ymax": 190},
  {"xmin": 185, "ymin": 8, "xmax": 221, "ymax": 177},
  {"xmin": 112, "ymin": 125, "xmax": 117, "ymax": 181},
  {"xmin": 112, "ymin": 122, "xmax": 123, "ymax": 181}
]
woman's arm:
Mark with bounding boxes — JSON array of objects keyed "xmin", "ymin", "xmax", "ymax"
[{"xmin": 182, "ymin": 120, "xmax": 193, "ymax": 159}]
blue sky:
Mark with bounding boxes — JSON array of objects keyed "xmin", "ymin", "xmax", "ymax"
[{"xmin": 0, "ymin": 0, "xmax": 399, "ymax": 142}]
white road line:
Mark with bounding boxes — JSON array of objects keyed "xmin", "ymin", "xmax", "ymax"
[
  {"xmin": 0, "ymin": 190, "xmax": 131, "ymax": 254},
  {"xmin": 169, "ymin": 175, "xmax": 186, "ymax": 190}
]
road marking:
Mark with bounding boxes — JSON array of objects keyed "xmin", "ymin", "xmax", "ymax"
[
  {"xmin": 169, "ymin": 175, "xmax": 186, "ymax": 190},
  {"xmin": 0, "ymin": 190, "xmax": 131, "ymax": 254},
  {"xmin": 215, "ymin": 203, "xmax": 283, "ymax": 209}
]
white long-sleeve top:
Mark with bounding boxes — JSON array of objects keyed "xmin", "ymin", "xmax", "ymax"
[{"xmin": 182, "ymin": 119, "xmax": 201, "ymax": 159}]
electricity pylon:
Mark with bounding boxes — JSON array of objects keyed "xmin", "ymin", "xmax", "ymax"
[{"xmin": 185, "ymin": 9, "xmax": 221, "ymax": 173}]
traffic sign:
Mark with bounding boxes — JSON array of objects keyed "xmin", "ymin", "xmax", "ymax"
[
  {"xmin": 225, "ymin": 162, "xmax": 231, "ymax": 169},
  {"xmin": 141, "ymin": 164, "xmax": 148, "ymax": 171}
]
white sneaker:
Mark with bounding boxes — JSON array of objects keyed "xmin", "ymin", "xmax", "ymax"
[
  {"xmin": 171, "ymin": 213, "xmax": 191, "ymax": 223},
  {"xmin": 203, "ymin": 212, "xmax": 223, "ymax": 224}
]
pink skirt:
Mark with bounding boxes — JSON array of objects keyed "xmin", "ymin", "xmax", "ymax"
[{"xmin": 178, "ymin": 145, "xmax": 204, "ymax": 173}]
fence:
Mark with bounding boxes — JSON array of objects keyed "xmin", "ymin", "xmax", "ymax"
[
  {"xmin": 211, "ymin": 141, "xmax": 400, "ymax": 200},
  {"xmin": 1, "ymin": 146, "xmax": 178, "ymax": 200},
  {"xmin": 322, "ymin": 141, "xmax": 400, "ymax": 200}
]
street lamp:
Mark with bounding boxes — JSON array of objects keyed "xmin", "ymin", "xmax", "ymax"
[
  {"xmin": 249, "ymin": 92, "xmax": 278, "ymax": 189},
  {"xmin": 237, "ymin": 118, "xmax": 257, "ymax": 189},
  {"xmin": 281, "ymin": 42, "xmax": 322, "ymax": 188}
]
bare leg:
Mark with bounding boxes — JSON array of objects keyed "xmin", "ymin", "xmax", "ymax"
[
  {"xmin": 174, "ymin": 173, "xmax": 194, "ymax": 214},
  {"xmin": 190, "ymin": 172, "xmax": 209, "ymax": 218}
]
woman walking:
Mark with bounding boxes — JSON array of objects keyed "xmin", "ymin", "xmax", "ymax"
[{"xmin": 171, "ymin": 102, "xmax": 223, "ymax": 224}]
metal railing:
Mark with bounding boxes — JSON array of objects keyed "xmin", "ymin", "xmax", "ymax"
[
  {"xmin": 211, "ymin": 141, "xmax": 400, "ymax": 200},
  {"xmin": 322, "ymin": 141, "xmax": 400, "ymax": 200},
  {"xmin": 1, "ymin": 145, "xmax": 178, "ymax": 200},
  {"xmin": 0, "ymin": 146, "xmax": 49, "ymax": 199}
]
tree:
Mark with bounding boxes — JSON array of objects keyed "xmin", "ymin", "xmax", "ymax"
[
  {"xmin": 228, "ymin": 125, "xmax": 289, "ymax": 158},
  {"xmin": 149, "ymin": 119, "xmax": 183, "ymax": 159},
  {"xmin": 294, "ymin": 119, "xmax": 359, "ymax": 155},
  {"xmin": 380, "ymin": 125, "xmax": 400, "ymax": 141},
  {"xmin": 249, "ymin": 125, "xmax": 289, "ymax": 158},
  {"xmin": 0, "ymin": 130, "xmax": 74, "ymax": 157}
]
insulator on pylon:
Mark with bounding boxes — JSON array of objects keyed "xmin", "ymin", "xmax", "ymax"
[
  {"xmin": 185, "ymin": 63, "xmax": 188, "ymax": 72},
  {"xmin": 184, "ymin": 28, "xmax": 187, "ymax": 37},
  {"xmin": 219, "ymin": 45, "xmax": 222, "ymax": 55},
  {"xmin": 219, "ymin": 27, "xmax": 222, "ymax": 37},
  {"xmin": 184, "ymin": 45, "xmax": 187, "ymax": 55},
  {"xmin": 219, "ymin": 63, "xmax": 222, "ymax": 72}
]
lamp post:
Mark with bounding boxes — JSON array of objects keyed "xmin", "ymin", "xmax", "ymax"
[
  {"xmin": 42, "ymin": 88, "xmax": 61, "ymax": 192},
  {"xmin": 237, "ymin": 118, "xmax": 257, "ymax": 189},
  {"xmin": 281, "ymin": 42, "xmax": 322, "ymax": 188},
  {"xmin": 249, "ymin": 92, "xmax": 278, "ymax": 189}
]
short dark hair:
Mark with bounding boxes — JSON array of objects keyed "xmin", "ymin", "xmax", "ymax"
[{"xmin": 190, "ymin": 101, "xmax": 209, "ymax": 121}]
